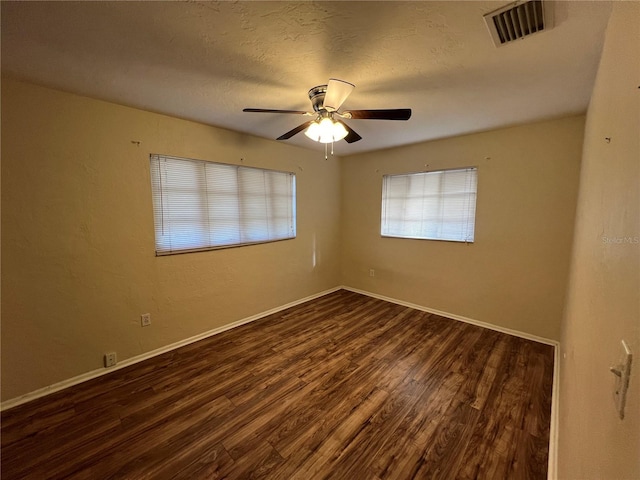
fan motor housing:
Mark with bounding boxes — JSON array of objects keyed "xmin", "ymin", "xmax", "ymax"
[{"xmin": 308, "ymin": 85, "xmax": 328, "ymax": 112}]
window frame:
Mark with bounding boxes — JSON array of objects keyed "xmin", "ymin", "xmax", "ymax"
[
  {"xmin": 150, "ymin": 154, "xmax": 297, "ymax": 256},
  {"xmin": 380, "ymin": 166, "xmax": 478, "ymax": 243}
]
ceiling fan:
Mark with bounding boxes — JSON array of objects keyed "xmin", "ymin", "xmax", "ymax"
[{"xmin": 243, "ymin": 79, "xmax": 411, "ymax": 144}]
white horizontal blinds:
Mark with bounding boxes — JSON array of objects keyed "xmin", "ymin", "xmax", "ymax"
[
  {"xmin": 150, "ymin": 156, "xmax": 210, "ymax": 253},
  {"xmin": 208, "ymin": 163, "xmax": 241, "ymax": 247},
  {"xmin": 381, "ymin": 167, "xmax": 477, "ymax": 242},
  {"xmin": 237, "ymin": 167, "xmax": 296, "ymax": 243},
  {"xmin": 441, "ymin": 168, "xmax": 477, "ymax": 241},
  {"xmin": 150, "ymin": 155, "xmax": 296, "ymax": 255},
  {"xmin": 261, "ymin": 168, "xmax": 296, "ymax": 240}
]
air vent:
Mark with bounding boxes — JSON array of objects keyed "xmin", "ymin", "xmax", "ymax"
[{"xmin": 484, "ymin": 0, "xmax": 553, "ymax": 47}]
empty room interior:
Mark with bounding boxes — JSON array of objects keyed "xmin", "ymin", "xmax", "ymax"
[{"xmin": 1, "ymin": 1, "xmax": 638, "ymax": 479}]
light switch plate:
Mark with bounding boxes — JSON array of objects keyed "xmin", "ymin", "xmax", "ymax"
[{"xmin": 610, "ymin": 340, "xmax": 632, "ymax": 420}]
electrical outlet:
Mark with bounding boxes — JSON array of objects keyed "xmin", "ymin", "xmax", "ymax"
[
  {"xmin": 141, "ymin": 313, "xmax": 151, "ymax": 327},
  {"xmin": 104, "ymin": 352, "xmax": 117, "ymax": 368},
  {"xmin": 369, "ymin": 269, "xmax": 375, "ymax": 277}
]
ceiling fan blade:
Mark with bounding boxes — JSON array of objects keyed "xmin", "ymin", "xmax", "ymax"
[
  {"xmin": 243, "ymin": 108, "xmax": 309, "ymax": 114},
  {"xmin": 323, "ymin": 79, "xmax": 355, "ymax": 112},
  {"xmin": 336, "ymin": 120, "xmax": 362, "ymax": 143},
  {"xmin": 277, "ymin": 120, "xmax": 315, "ymax": 140},
  {"xmin": 343, "ymin": 109, "xmax": 412, "ymax": 120}
]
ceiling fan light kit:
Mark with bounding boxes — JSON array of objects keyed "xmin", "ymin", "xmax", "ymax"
[
  {"xmin": 304, "ymin": 116, "xmax": 348, "ymax": 143},
  {"xmin": 243, "ymin": 78, "xmax": 411, "ymax": 152}
]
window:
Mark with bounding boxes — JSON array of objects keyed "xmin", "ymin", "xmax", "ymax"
[
  {"xmin": 150, "ymin": 155, "xmax": 296, "ymax": 255},
  {"xmin": 381, "ymin": 167, "xmax": 477, "ymax": 243}
]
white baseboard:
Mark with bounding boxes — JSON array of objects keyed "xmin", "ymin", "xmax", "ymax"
[
  {"xmin": 342, "ymin": 285, "xmax": 558, "ymax": 346},
  {"xmin": 341, "ymin": 285, "xmax": 560, "ymax": 480},
  {"xmin": 548, "ymin": 344, "xmax": 560, "ymax": 480},
  {"xmin": 0, "ymin": 286, "xmax": 342, "ymax": 411}
]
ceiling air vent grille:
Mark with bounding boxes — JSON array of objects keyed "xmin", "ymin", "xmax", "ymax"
[{"xmin": 484, "ymin": 0, "xmax": 553, "ymax": 47}]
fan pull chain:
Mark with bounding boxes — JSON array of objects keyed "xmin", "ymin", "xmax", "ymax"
[{"xmin": 323, "ymin": 140, "xmax": 338, "ymax": 161}]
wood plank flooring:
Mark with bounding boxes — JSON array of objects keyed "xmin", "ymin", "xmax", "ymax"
[{"xmin": 1, "ymin": 290, "xmax": 555, "ymax": 479}]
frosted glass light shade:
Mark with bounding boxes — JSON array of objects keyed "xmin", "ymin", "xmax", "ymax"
[{"xmin": 305, "ymin": 118, "xmax": 348, "ymax": 143}]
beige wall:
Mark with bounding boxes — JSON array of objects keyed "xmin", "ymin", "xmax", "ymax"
[
  {"xmin": 340, "ymin": 116, "xmax": 585, "ymax": 341},
  {"xmin": 1, "ymin": 78, "xmax": 590, "ymax": 404},
  {"xmin": 1, "ymin": 79, "xmax": 341, "ymax": 401},
  {"xmin": 558, "ymin": 2, "xmax": 639, "ymax": 479}
]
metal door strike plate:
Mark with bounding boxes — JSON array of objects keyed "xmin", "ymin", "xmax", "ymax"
[{"xmin": 609, "ymin": 340, "xmax": 633, "ymax": 420}]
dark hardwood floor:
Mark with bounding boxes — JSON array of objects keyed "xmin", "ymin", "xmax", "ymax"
[{"xmin": 1, "ymin": 289, "xmax": 554, "ymax": 479}]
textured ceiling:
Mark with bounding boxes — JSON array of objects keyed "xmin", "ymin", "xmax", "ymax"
[{"xmin": 1, "ymin": 1, "xmax": 612, "ymax": 155}]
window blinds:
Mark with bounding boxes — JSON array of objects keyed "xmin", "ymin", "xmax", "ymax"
[
  {"xmin": 381, "ymin": 167, "xmax": 477, "ymax": 243},
  {"xmin": 150, "ymin": 155, "xmax": 296, "ymax": 255}
]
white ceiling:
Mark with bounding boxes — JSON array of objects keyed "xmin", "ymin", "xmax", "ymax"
[{"xmin": 1, "ymin": 1, "xmax": 612, "ymax": 155}]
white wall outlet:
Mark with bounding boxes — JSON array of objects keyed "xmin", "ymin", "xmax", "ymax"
[
  {"xmin": 104, "ymin": 352, "xmax": 117, "ymax": 368},
  {"xmin": 369, "ymin": 269, "xmax": 375, "ymax": 277},
  {"xmin": 610, "ymin": 340, "xmax": 632, "ymax": 419},
  {"xmin": 141, "ymin": 313, "xmax": 151, "ymax": 327}
]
